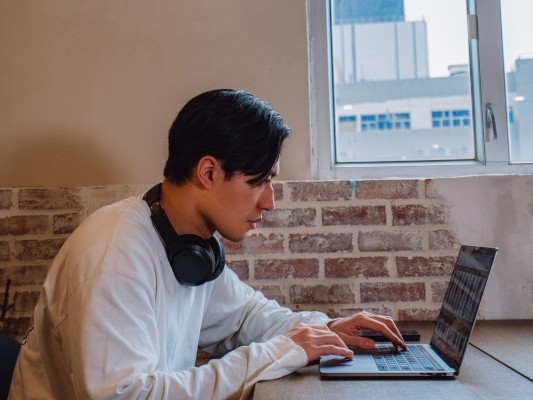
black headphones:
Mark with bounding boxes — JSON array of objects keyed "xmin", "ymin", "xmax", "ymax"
[{"xmin": 143, "ymin": 183, "xmax": 225, "ymax": 286}]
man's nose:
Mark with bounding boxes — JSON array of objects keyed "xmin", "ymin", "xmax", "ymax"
[{"xmin": 259, "ymin": 182, "xmax": 275, "ymax": 211}]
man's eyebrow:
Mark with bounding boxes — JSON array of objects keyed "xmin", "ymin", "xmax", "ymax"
[
  {"xmin": 270, "ymin": 164, "xmax": 280, "ymax": 178},
  {"xmin": 268, "ymin": 169, "xmax": 279, "ymax": 180}
]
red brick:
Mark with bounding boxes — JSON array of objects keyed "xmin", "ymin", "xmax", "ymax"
[
  {"xmin": 355, "ymin": 180, "xmax": 419, "ymax": 200},
  {"xmin": 431, "ymin": 281, "xmax": 449, "ymax": 302},
  {"xmin": 289, "ymin": 304, "xmax": 322, "ymax": 313},
  {"xmin": 53, "ymin": 212, "xmax": 82, "ymax": 234},
  {"xmin": 222, "ymin": 240, "xmax": 244, "ymax": 255},
  {"xmin": 0, "ymin": 317, "xmax": 33, "ymax": 340},
  {"xmin": 255, "ymin": 258, "xmax": 319, "ymax": 279},
  {"xmin": 399, "ymin": 308, "xmax": 440, "ymax": 321},
  {"xmin": 289, "ymin": 233, "xmax": 353, "ymax": 253},
  {"xmin": 327, "ymin": 307, "xmax": 393, "ymax": 319},
  {"xmin": 0, "ymin": 241, "xmax": 9, "ymax": 261},
  {"xmin": 19, "ymin": 188, "xmax": 82, "ymax": 210},
  {"xmin": 259, "ymin": 208, "xmax": 316, "ymax": 228},
  {"xmin": 0, "ymin": 190, "xmax": 13, "ymax": 209},
  {"xmin": 227, "ymin": 260, "xmax": 249, "ymax": 280},
  {"xmin": 257, "ymin": 285, "xmax": 286, "ymax": 304},
  {"xmin": 273, "ymin": 183, "xmax": 283, "ymax": 202},
  {"xmin": 14, "ymin": 239, "xmax": 65, "ymax": 261},
  {"xmin": 290, "ymin": 284, "xmax": 355, "ymax": 304},
  {"xmin": 360, "ymin": 282, "xmax": 425, "ymax": 302},
  {"xmin": 322, "ymin": 206, "xmax": 386, "ymax": 226},
  {"xmin": 429, "ymin": 230, "xmax": 458, "ymax": 250},
  {"xmin": 289, "ymin": 181, "xmax": 353, "ymax": 202},
  {"xmin": 396, "ymin": 256, "xmax": 456, "ymax": 277},
  {"xmin": 424, "ymin": 179, "xmax": 443, "ymax": 199},
  {"xmin": 358, "ymin": 231, "xmax": 423, "ymax": 252},
  {"xmin": 0, "ymin": 215, "xmax": 49, "ymax": 235},
  {"xmin": 14, "ymin": 290, "xmax": 40, "ymax": 312},
  {"xmin": 0, "ymin": 265, "xmax": 49, "ymax": 285},
  {"xmin": 325, "ymin": 257, "xmax": 389, "ymax": 278},
  {"xmin": 392, "ymin": 204, "xmax": 450, "ymax": 226},
  {"xmin": 222, "ymin": 233, "xmax": 284, "ymax": 255},
  {"xmin": 243, "ymin": 233, "xmax": 284, "ymax": 254}
]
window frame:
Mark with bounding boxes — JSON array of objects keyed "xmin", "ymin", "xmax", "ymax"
[{"xmin": 308, "ymin": 0, "xmax": 533, "ymax": 180}]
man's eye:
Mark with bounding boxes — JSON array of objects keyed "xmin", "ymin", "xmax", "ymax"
[
  {"xmin": 250, "ymin": 179, "xmax": 270, "ymax": 188},
  {"xmin": 262, "ymin": 178, "xmax": 274, "ymax": 186},
  {"xmin": 248, "ymin": 175, "xmax": 274, "ymax": 187}
]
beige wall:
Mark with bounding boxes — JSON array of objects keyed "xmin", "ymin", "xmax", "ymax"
[
  {"xmin": 0, "ymin": 0, "xmax": 311, "ymax": 186},
  {"xmin": 1, "ymin": 2, "xmax": 532, "ymax": 320}
]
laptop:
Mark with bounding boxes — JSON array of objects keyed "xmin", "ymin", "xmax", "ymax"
[{"xmin": 320, "ymin": 245, "xmax": 498, "ymax": 378}]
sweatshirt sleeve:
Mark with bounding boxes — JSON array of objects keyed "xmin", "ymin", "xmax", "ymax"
[
  {"xmin": 169, "ymin": 335, "xmax": 307, "ymax": 400},
  {"xmin": 14, "ymin": 199, "xmax": 311, "ymax": 400},
  {"xmin": 199, "ymin": 268, "xmax": 331, "ymax": 356},
  {"xmin": 62, "ymin": 268, "xmax": 308, "ymax": 400}
]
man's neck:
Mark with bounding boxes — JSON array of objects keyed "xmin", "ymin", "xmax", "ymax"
[{"xmin": 160, "ymin": 179, "xmax": 213, "ymax": 239}]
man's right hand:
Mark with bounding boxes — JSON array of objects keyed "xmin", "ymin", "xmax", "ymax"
[{"xmin": 283, "ymin": 323, "xmax": 354, "ymax": 364}]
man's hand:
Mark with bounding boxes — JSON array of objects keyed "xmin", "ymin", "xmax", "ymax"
[
  {"xmin": 283, "ymin": 323, "xmax": 354, "ymax": 364},
  {"xmin": 328, "ymin": 311, "xmax": 406, "ymax": 350}
]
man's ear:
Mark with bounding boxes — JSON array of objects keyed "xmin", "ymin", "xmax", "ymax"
[{"xmin": 195, "ymin": 156, "xmax": 220, "ymax": 188}]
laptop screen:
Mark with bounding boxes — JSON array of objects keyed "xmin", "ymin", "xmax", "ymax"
[{"xmin": 430, "ymin": 246, "xmax": 498, "ymax": 371}]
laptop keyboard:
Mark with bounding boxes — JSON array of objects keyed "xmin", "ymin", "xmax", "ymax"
[{"xmin": 372, "ymin": 344, "xmax": 445, "ymax": 372}]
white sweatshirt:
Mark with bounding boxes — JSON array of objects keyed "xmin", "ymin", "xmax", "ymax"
[{"xmin": 9, "ymin": 196, "xmax": 330, "ymax": 400}]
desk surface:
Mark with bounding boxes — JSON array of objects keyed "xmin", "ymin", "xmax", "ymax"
[
  {"xmin": 470, "ymin": 319, "xmax": 532, "ymax": 380},
  {"xmin": 253, "ymin": 321, "xmax": 533, "ymax": 400}
]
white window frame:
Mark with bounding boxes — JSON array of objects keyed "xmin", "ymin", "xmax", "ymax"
[{"xmin": 308, "ymin": 0, "xmax": 533, "ymax": 180}]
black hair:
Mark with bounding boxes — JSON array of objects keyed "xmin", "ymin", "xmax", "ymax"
[{"xmin": 163, "ymin": 89, "xmax": 291, "ymax": 185}]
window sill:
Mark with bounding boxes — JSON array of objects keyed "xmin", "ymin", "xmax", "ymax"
[{"xmin": 314, "ymin": 161, "xmax": 533, "ymax": 181}]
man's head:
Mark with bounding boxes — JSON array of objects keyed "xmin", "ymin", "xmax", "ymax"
[{"xmin": 164, "ymin": 89, "xmax": 291, "ymax": 186}]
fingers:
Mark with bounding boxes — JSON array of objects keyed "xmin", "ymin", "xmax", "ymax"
[
  {"xmin": 363, "ymin": 315, "xmax": 406, "ymax": 350},
  {"xmin": 337, "ymin": 333, "xmax": 376, "ymax": 350},
  {"xmin": 361, "ymin": 315, "xmax": 404, "ymax": 344},
  {"xmin": 312, "ymin": 333, "xmax": 354, "ymax": 360},
  {"xmin": 284, "ymin": 324, "xmax": 354, "ymax": 363},
  {"xmin": 314, "ymin": 344, "xmax": 354, "ymax": 360},
  {"xmin": 329, "ymin": 312, "xmax": 407, "ymax": 350},
  {"xmin": 285, "ymin": 312, "xmax": 407, "ymax": 366}
]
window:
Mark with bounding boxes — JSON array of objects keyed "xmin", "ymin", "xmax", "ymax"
[
  {"xmin": 432, "ymin": 110, "xmax": 471, "ymax": 128},
  {"xmin": 308, "ymin": 0, "xmax": 533, "ymax": 179},
  {"xmin": 358, "ymin": 113, "xmax": 410, "ymax": 131},
  {"xmin": 338, "ymin": 115, "xmax": 357, "ymax": 132},
  {"xmin": 501, "ymin": 0, "xmax": 533, "ymax": 163}
]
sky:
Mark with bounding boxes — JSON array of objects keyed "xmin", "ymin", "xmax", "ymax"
[{"xmin": 404, "ymin": 0, "xmax": 533, "ymax": 77}]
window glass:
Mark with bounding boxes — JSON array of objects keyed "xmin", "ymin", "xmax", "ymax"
[
  {"xmin": 501, "ymin": 0, "xmax": 533, "ymax": 163},
  {"xmin": 331, "ymin": 0, "xmax": 475, "ymax": 163}
]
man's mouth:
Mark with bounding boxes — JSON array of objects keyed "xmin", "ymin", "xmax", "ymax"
[{"xmin": 248, "ymin": 217, "xmax": 262, "ymax": 229}]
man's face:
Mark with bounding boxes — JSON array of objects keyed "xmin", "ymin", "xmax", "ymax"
[{"xmin": 208, "ymin": 162, "xmax": 279, "ymax": 242}]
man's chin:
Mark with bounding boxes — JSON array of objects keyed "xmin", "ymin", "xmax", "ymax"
[{"xmin": 220, "ymin": 232, "xmax": 247, "ymax": 243}]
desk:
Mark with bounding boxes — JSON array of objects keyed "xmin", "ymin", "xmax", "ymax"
[
  {"xmin": 470, "ymin": 320, "xmax": 532, "ymax": 380},
  {"xmin": 253, "ymin": 321, "xmax": 533, "ymax": 400}
]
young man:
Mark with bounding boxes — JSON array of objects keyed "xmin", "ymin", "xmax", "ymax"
[{"xmin": 10, "ymin": 89, "xmax": 405, "ymax": 399}]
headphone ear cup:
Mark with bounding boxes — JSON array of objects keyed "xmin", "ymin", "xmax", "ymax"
[
  {"xmin": 143, "ymin": 183, "xmax": 225, "ymax": 286},
  {"xmin": 169, "ymin": 234, "xmax": 217, "ymax": 286},
  {"xmin": 208, "ymin": 235, "xmax": 226, "ymax": 279}
]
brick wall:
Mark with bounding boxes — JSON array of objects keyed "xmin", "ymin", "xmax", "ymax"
[{"xmin": 0, "ymin": 180, "xmax": 458, "ymax": 340}]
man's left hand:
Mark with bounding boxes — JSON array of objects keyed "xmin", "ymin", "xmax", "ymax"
[{"xmin": 327, "ymin": 311, "xmax": 406, "ymax": 350}]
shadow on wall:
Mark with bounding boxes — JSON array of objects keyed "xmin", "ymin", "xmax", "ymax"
[
  {"xmin": 1, "ymin": 130, "xmax": 126, "ymax": 187},
  {"xmin": 434, "ymin": 175, "xmax": 533, "ymax": 319}
]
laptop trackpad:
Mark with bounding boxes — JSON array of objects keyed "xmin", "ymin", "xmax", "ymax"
[{"xmin": 320, "ymin": 354, "xmax": 378, "ymax": 372}]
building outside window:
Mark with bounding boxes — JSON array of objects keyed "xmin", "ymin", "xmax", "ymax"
[
  {"xmin": 432, "ymin": 110, "xmax": 471, "ymax": 128},
  {"xmin": 308, "ymin": 0, "xmax": 533, "ymax": 179}
]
